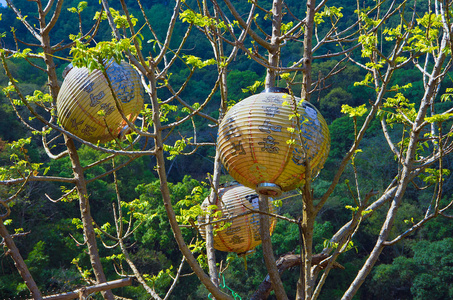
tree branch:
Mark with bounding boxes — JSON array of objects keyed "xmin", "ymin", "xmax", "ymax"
[
  {"xmin": 41, "ymin": 278, "xmax": 132, "ymax": 300},
  {"xmin": 0, "ymin": 221, "xmax": 42, "ymax": 299},
  {"xmin": 251, "ymin": 253, "xmax": 344, "ymax": 300}
]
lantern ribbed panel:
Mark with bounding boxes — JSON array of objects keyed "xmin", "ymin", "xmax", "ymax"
[
  {"xmin": 57, "ymin": 61, "xmax": 144, "ymax": 143},
  {"xmin": 199, "ymin": 185, "xmax": 276, "ymax": 254},
  {"xmin": 217, "ymin": 92, "xmax": 330, "ymax": 193}
]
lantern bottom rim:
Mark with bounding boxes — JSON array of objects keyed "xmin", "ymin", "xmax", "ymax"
[
  {"xmin": 256, "ymin": 183, "xmax": 282, "ymax": 197},
  {"xmin": 237, "ymin": 249, "xmax": 256, "ymax": 257}
]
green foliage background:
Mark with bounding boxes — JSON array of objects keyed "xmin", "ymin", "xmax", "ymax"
[{"xmin": 0, "ymin": 0, "xmax": 452, "ymax": 299}]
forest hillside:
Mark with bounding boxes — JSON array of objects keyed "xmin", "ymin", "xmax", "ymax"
[{"xmin": 0, "ymin": 0, "xmax": 453, "ymax": 299}]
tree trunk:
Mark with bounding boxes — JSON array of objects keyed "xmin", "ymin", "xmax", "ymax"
[
  {"xmin": 206, "ymin": 150, "xmax": 223, "ymax": 289},
  {"xmin": 259, "ymin": 194, "xmax": 288, "ymax": 300},
  {"xmin": 148, "ymin": 63, "xmax": 232, "ymax": 300},
  {"xmin": 297, "ymin": 1, "xmax": 316, "ymax": 297},
  {"xmin": 251, "ymin": 253, "xmax": 344, "ymax": 300},
  {"xmin": 65, "ymin": 136, "xmax": 114, "ymax": 300},
  {"xmin": 0, "ymin": 221, "xmax": 42, "ymax": 299},
  {"xmin": 342, "ymin": 21, "xmax": 451, "ymax": 300},
  {"xmin": 301, "ymin": 0, "xmax": 316, "ymax": 101},
  {"xmin": 265, "ymin": 0, "xmax": 283, "ymax": 88}
]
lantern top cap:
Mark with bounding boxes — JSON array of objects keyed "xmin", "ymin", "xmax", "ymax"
[
  {"xmin": 62, "ymin": 63, "xmax": 73, "ymax": 79},
  {"xmin": 261, "ymin": 87, "xmax": 289, "ymax": 94}
]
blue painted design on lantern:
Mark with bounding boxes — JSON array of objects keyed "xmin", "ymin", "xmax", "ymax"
[
  {"xmin": 291, "ymin": 101, "xmax": 325, "ymax": 166},
  {"xmin": 106, "ymin": 62, "xmax": 136, "ymax": 104}
]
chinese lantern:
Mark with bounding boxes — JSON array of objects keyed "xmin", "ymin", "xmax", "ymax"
[
  {"xmin": 57, "ymin": 60, "xmax": 144, "ymax": 143},
  {"xmin": 217, "ymin": 88, "xmax": 330, "ymax": 196},
  {"xmin": 199, "ymin": 184, "xmax": 277, "ymax": 254}
]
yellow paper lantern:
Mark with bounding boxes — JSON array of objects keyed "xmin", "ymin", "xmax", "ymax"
[
  {"xmin": 217, "ymin": 88, "xmax": 330, "ymax": 196},
  {"xmin": 199, "ymin": 184, "xmax": 277, "ymax": 254},
  {"xmin": 57, "ymin": 61, "xmax": 144, "ymax": 143}
]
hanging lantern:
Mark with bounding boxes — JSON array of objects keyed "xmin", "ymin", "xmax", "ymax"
[
  {"xmin": 199, "ymin": 184, "xmax": 277, "ymax": 254},
  {"xmin": 57, "ymin": 60, "xmax": 144, "ymax": 143},
  {"xmin": 217, "ymin": 88, "xmax": 330, "ymax": 196}
]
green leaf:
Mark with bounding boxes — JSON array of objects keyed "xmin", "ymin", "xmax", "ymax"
[
  {"xmin": 273, "ymin": 199, "xmax": 283, "ymax": 207},
  {"xmin": 345, "ymin": 205, "xmax": 359, "ymax": 212},
  {"xmin": 183, "ymin": 55, "xmax": 216, "ymax": 69},
  {"xmin": 78, "ymin": 1, "xmax": 88, "ymax": 12},
  {"xmin": 341, "ymin": 104, "xmax": 368, "ymax": 117},
  {"xmin": 12, "ymin": 48, "xmax": 32, "ymax": 59},
  {"xmin": 179, "ymin": 10, "xmax": 225, "ymax": 29},
  {"xmin": 424, "ymin": 113, "xmax": 453, "ymax": 123},
  {"xmin": 281, "ymin": 21, "xmax": 294, "ymax": 34}
]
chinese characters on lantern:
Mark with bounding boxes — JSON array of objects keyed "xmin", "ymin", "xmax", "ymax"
[
  {"xmin": 258, "ymin": 94, "xmax": 284, "ymax": 154},
  {"xmin": 69, "ymin": 67, "xmax": 134, "ymax": 138},
  {"xmin": 222, "ymin": 113, "xmax": 246, "ymax": 156},
  {"xmin": 108, "ymin": 63, "xmax": 136, "ymax": 104},
  {"xmin": 217, "ymin": 89, "xmax": 330, "ymax": 193},
  {"xmin": 291, "ymin": 102, "xmax": 323, "ymax": 168},
  {"xmin": 214, "ymin": 193, "xmax": 262, "ymax": 246}
]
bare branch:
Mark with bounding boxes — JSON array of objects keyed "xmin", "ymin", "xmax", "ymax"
[
  {"xmin": 0, "ymin": 221, "xmax": 42, "ymax": 298},
  {"xmin": 251, "ymin": 253, "xmax": 344, "ymax": 300},
  {"xmin": 155, "ymin": 0, "xmax": 183, "ymax": 65},
  {"xmin": 0, "ymin": 175, "xmax": 76, "ymax": 186},
  {"xmin": 43, "ymin": 0, "xmax": 56, "ymax": 16},
  {"xmin": 5, "ymin": 0, "xmax": 42, "ymax": 42},
  {"xmin": 163, "ymin": 257, "xmax": 186, "ymax": 300},
  {"xmin": 222, "ymin": 0, "xmax": 272, "ymax": 51},
  {"xmin": 42, "ymin": 131, "xmax": 68, "ymax": 160},
  {"xmin": 42, "ymin": 0, "xmax": 64, "ymax": 34},
  {"xmin": 45, "ymin": 187, "xmax": 77, "ymax": 203},
  {"xmin": 42, "ymin": 278, "xmax": 133, "ymax": 300}
]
